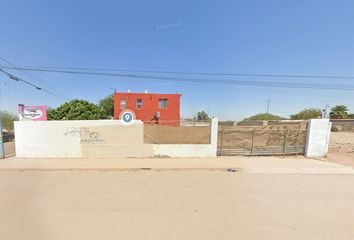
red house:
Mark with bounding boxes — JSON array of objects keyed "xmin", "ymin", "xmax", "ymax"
[{"xmin": 113, "ymin": 91, "xmax": 181, "ymax": 126}]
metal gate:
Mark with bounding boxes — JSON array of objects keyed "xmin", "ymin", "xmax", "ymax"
[{"xmin": 217, "ymin": 125, "xmax": 308, "ymax": 156}]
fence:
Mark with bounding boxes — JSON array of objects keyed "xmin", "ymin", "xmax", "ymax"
[
  {"xmin": 331, "ymin": 119, "xmax": 354, "ymax": 132},
  {"xmin": 2, "ymin": 131, "xmax": 14, "ymax": 142},
  {"xmin": 144, "ymin": 120, "xmax": 211, "ymax": 144},
  {"xmin": 218, "ymin": 124, "xmax": 308, "ymax": 156},
  {"xmin": 1, "ymin": 131, "xmax": 15, "ymax": 158}
]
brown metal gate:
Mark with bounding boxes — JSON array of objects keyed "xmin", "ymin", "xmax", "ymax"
[{"xmin": 217, "ymin": 125, "xmax": 308, "ymax": 156}]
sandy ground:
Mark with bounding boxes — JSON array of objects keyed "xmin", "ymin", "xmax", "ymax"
[
  {"xmin": 0, "ymin": 171, "xmax": 354, "ymax": 240},
  {"xmin": 329, "ymin": 132, "xmax": 354, "ymax": 153},
  {"xmin": 1, "ymin": 135, "xmax": 354, "ymax": 239},
  {"xmin": 327, "ymin": 132, "xmax": 354, "ymax": 167}
]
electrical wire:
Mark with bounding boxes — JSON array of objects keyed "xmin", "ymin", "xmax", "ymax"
[
  {"xmin": 1, "ymin": 66, "xmax": 354, "ymax": 90},
  {"xmin": 0, "ymin": 68, "xmax": 66, "ymax": 99},
  {"xmin": 0, "ymin": 68, "xmax": 42, "ymax": 89},
  {"xmin": 2, "ymin": 64, "xmax": 354, "ymax": 80},
  {"xmin": 0, "ymin": 57, "xmax": 70, "ymax": 100}
]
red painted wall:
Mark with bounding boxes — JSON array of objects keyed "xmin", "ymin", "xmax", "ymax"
[{"xmin": 113, "ymin": 92, "xmax": 181, "ymax": 126}]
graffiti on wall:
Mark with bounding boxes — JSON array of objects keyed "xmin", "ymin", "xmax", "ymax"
[
  {"xmin": 64, "ymin": 127, "xmax": 104, "ymax": 144},
  {"xmin": 64, "ymin": 127, "xmax": 81, "ymax": 137},
  {"xmin": 80, "ymin": 127, "xmax": 104, "ymax": 144}
]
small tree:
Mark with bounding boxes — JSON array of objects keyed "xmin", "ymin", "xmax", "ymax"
[
  {"xmin": 99, "ymin": 94, "xmax": 114, "ymax": 117},
  {"xmin": 0, "ymin": 111, "xmax": 18, "ymax": 130},
  {"xmin": 48, "ymin": 99, "xmax": 108, "ymax": 120},
  {"xmin": 348, "ymin": 113, "xmax": 354, "ymax": 119},
  {"xmin": 330, "ymin": 105, "xmax": 348, "ymax": 119},
  {"xmin": 244, "ymin": 113, "xmax": 283, "ymax": 121},
  {"xmin": 197, "ymin": 111, "xmax": 210, "ymax": 121},
  {"xmin": 290, "ymin": 108, "xmax": 322, "ymax": 120}
]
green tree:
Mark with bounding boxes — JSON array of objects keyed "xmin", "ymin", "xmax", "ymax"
[
  {"xmin": 99, "ymin": 94, "xmax": 114, "ymax": 117},
  {"xmin": 330, "ymin": 105, "xmax": 349, "ymax": 119},
  {"xmin": 348, "ymin": 113, "xmax": 354, "ymax": 119},
  {"xmin": 197, "ymin": 111, "xmax": 210, "ymax": 121},
  {"xmin": 48, "ymin": 99, "xmax": 108, "ymax": 120},
  {"xmin": 0, "ymin": 111, "xmax": 18, "ymax": 130},
  {"xmin": 290, "ymin": 108, "xmax": 322, "ymax": 120},
  {"xmin": 244, "ymin": 113, "xmax": 283, "ymax": 121}
]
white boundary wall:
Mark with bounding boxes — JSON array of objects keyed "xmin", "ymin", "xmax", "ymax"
[
  {"xmin": 14, "ymin": 118, "xmax": 218, "ymax": 158},
  {"xmin": 14, "ymin": 120, "xmax": 145, "ymax": 158},
  {"xmin": 305, "ymin": 119, "xmax": 332, "ymax": 158},
  {"xmin": 14, "ymin": 118, "xmax": 332, "ymax": 159},
  {"xmin": 150, "ymin": 118, "xmax": 218, "ymax": 157}
]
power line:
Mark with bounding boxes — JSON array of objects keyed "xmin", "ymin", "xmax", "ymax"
[
  {"xmin": 0, "ymin": 57, "xmax": 70, "ymax": 100},
  {"xmin": 1, "ymin": 66, "xmax": 354, "ymax": 90},
  {"xmin": 2, "ymin": 64, "xmax": 354, "ymax": 80},
  {"xmin": 0, "ymin": 68, "xmax": 66, "ymax": 99},
  {"xmin": 0, "ymin": 68, "xmax": 42, "ymax": 90}
]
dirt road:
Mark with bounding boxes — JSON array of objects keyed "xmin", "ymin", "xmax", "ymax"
[{"xmin": 0, "ymin": 170, "xmax": 354, "ymax": 240}]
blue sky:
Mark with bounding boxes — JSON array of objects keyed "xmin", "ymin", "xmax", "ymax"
[{"xmin": 1, "ymin": 0, "xmax": 354, "ymax": 120}]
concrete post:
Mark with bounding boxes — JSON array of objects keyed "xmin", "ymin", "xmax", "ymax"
[
  {"xmin": 210, "ymin": 118, "xmax": 218, "ymax": 157},
  {"xmin": 305, "ymin": 119, "xmax": 332, "ymax": 158}
]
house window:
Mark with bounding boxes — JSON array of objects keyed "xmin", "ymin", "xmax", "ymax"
[
  {"xmin": 159, "ymin": 99, "xmax": 168, "ymax": 108},
  {"xmin": 120, "ymin": 98, "xmax": 126, "ymax": 109},
  {"xmin": 137, "ymin": 99, "xmax": 142, "ymax": 109}
]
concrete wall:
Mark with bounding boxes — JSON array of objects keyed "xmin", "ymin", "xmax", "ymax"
[
  {"xmin": 14, "ymin": 118, "xmax": 218, "ymax": 158},
  {"xmin": 305, "ymin": 119, "xmax": 332, "ymax": 158},
  {"xmin": 80, "ymin": 124, "xmax": 154, "ymax": 158},
  {"xmin": 150, "ymin": 118, "xmax": 218, "ymax": 157},
  {"xmin": 14, "ymin": 120, "xmax": 150, "ymax": 158},
  {"xmin": 14, "ymin": 118, "xmax": 331, "ymax": 159}
]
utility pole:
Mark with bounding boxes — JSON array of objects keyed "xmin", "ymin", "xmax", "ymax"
[
  {"xmin": 110, "ymin": 88, "xmax": 117, "ymax": 94},
  {"xmin": 322, "ymin": 104, "xmax": 330, "ymax": 118},
  {"xmin": 0, "ymin": 111, "xmax": 4, "ymax": 159},
  {"xmin": 266, "ymin": 100, "xmax": 271, "ymax": 114}
]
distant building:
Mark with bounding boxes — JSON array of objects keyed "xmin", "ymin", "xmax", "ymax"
[{"xmin": 113, "ymin": 91, "xmax": 181, "ymax": 126}]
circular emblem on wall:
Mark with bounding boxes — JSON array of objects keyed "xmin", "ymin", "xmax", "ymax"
[{"xmin": 119, "ymin": 110, "xmax": 136, "ymax": 125}]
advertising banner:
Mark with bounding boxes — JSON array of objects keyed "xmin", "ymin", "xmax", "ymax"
[{"xmin": 19, "ymin": 105, "xmax": 47, "ymax": 121}]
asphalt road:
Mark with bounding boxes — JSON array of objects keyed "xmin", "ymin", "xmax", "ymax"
[{"xmin": 0, "ymin": 170, "xmax": 353, "ymax": 240}]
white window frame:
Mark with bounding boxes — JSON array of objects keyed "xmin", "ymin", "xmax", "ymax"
[{"xmin": 158, "ymin": 99, "xmax": 168, "ymax": 109}]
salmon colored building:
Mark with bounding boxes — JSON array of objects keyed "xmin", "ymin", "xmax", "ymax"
[{"xmin": 113, "ymin": 91, "xmax": 181, "ymax": 126}]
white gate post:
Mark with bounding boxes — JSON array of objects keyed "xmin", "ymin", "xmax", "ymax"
[
  {"xmin": 210, "ymin": 118, "xmax": 219, "ymax": 157},
  {"xmin": 305, "ymin": 119, "xmax": 332, "ymax": 158}
]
